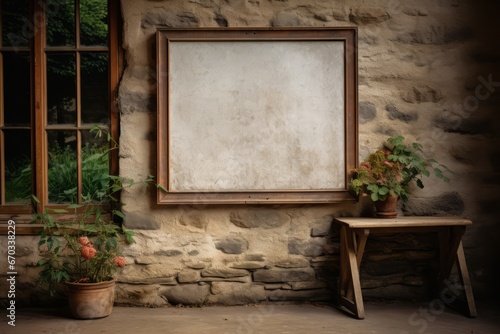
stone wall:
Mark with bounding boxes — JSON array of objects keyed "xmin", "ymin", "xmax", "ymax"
[
  {"xmin": 113, "ymin": 0, "xmax": 500, "ymax": 306},
  {"xmin": 3, "ymin": 0, "xmax": 499, "ymax": 307}
]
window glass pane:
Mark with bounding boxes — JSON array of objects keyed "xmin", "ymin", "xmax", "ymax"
[
  {"xmin": 46, "ymin": 0, "xmax": 75, "ymax": 47},
  {"xmin": 3, "ymin": 52, "xmax": 31, "ymax": 126},
  {"xmin": 47, "ymin": 53, "xmax": 76, "ymax": 125},
  {"xmin": 80, "ymin": 0, "xmax": 108, "ymax": 47},
  {"xmin": 3, "ymin": 130, "xmax": 32, "ymax": 204},
  {"xmin": 81, "ymin": 130, "xmax": 109, "ymax": 202},
  {"xmin": 1, "ymin": 0, "xmax": 30, "ymax": 48},
  {"xmin": 48, "ymin": 130, "xmax": 77, "ymax": 203},
  {"xmin": 81, "ymin": 52, "xmax": 108, "ymax": 124}
]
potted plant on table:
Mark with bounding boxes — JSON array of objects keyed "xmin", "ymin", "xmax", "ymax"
[
  {"xmin": 32, "ymin": 126, "xmax": 163, "ymax": 319},
  {"xmin": 348, "ymin": 135, "xmax": 451, "ymax": 218}
]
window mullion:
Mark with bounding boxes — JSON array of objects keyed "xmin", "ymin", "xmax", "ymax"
[
  {"xmin": 109, "ymin": 0, "xmax": 120, "ymax": 177},
  {"xmin": 34, "ymin": 0, "xmax": 47, "ymax": 213},
  {"xmin": 75, "ymin": 0, "xmax": 80, "ymax": 47},
  {"xmin": 76, "ymin": 0, "xmax": 82, "ymax": 204},
  {"xmin": 0, "ymin": 1, "xmax": 3, "ymax": 48},
  {"xmin": 0, "ymin": 4, "xmax": 4, "ymax": 204},
  {"xmin": 0, "ymin": 131, "xmax": 4, "ymax": 205},
  {"xmin": 0, "ymin": 50, "xmax": 3, "ymax": 205},
  {"xmin": 76, "ymin": 50, "xmax": 82, "ymax": 204},
  {"xmin": 76, "ymin": 128, "xmax": 82, "ymax": 204}
]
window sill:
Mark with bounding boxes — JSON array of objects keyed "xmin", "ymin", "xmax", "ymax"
[{"xmin": 0, "ymin": 217, "xmax": 43, "ymax": 235}]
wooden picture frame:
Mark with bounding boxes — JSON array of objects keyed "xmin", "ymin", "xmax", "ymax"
[{"xmin": 156, "ymin": 28, "xmax": 358, "ymax": 204}]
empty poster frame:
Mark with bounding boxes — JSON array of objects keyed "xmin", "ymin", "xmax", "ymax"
[{"xmin": 156, "ymin": 28, "xmax": 358, "ymax": 204}]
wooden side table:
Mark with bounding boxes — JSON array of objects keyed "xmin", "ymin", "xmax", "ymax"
[{"xmin": 333, "ymin": 216, "xmax": 476, "ymax": 319}]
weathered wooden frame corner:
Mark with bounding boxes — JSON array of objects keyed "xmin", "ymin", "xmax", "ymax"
[{"xmin": 156, "ymin": 27, "xmax": 358, "ymax": 205}]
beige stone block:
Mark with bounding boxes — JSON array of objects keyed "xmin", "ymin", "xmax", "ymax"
[
  {"xmin": 208, "ymin": 282, "xmax": 267, "ymax": 305},
  {"xmin": 178, "ymin": 269, "xmax": 201, "ymax": 283}
]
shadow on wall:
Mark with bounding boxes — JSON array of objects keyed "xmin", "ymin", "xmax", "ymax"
[{"xmin": 466, "ymin": 0, "xmax": 500, "ymax": 300}]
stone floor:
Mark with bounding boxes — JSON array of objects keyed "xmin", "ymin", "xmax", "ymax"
[{"xmin": 2, "ymin": 300, "xmax": 499, "ymax": 334}]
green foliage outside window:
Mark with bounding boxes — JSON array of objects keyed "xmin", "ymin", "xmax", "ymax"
[
  {"xmin": 4, "ymin": 159, "xmax": 31, "ymax": 202},
  {"xmin": 5, "ymin": 142, "xmax": 110, "ymax": 204}
]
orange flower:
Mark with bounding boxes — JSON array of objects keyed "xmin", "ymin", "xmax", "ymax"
[
  {"xmin": 81, "ymin": 245, "xmax": 97, "ymax": 260},
  {"xmin": 380, "ymin": 148, "xmax": 392, "ymax": 156},
  {"xmin": 113, "ymin": 256, "xmax": 126, "ymax": 268},
  {"xmin": 78, "ymin": 237, "xmax": 91, "ymax": 246},
  {"xmin": 359, "ymin": 162, "xmax": 371, "ymax": 171}
]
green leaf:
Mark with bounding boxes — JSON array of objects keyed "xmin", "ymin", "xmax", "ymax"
[
  {"xmin": 111, "ymin": 184, "xmax": 123, "ymax": 192},
  {"xmin": 378, "ymin": 187, "xmax": 389, "ymax": 195},
  {"xmin": 367, "ymin": 184, "xmax": 379, "ymax": 193},
  {"xmin": 370, "ymin": 192, "xmax": 379, "ymax": 202},
  {"xmin": 61, "ymin": 272, "xmax": 70, "ymax": 281},
  {"xmin": 106, "ymin": 237, "xmax": 117, "ymax": 250},
  {"xmin": 124, "ymin": 230, "xmax": 136, "ymax": 244},
  {"xmin": 416, "ymin": 179, "xmax": 424, "ymax": 189},
  {"xmin": 157, "ymin": 183, "xmax": 168, "ymax": 192},
  {"xmin": 113, "ymin": 210, "xmax": 126, "ymax": 219}
]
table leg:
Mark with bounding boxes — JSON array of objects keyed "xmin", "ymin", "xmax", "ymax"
[
  {"xmin": 439, "ymin": 226, "xmax": 465, "ymax": 282},
  {"xmin": 338, "ymin": 226, "xmax": 366, "ymax": 319},
  {"xmin": 339, "ymin": 226, "xmax": 350, "ymax": 297},
  {"xmin": 455, "ymin": 241, "xmax": 477, "ymax": 317},
  {"xmin": 354, "ymin": 229, "xmax": 369, "ymax": 267},
  {"xmin": 438, "ymin": 226, "xmax": 476, "ymax": 317}
]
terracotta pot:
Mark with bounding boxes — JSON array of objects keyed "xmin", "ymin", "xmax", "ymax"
[
  {"xmin": 65, "ymin": 279, "xmax": 116, "ymax": 319},
  {"xmin": 374, "ymin": 194, "xmax": 399, "ymax": 218}
]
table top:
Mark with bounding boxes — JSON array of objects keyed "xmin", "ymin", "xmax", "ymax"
[{"xmin": 334, "ymin": 216, "xmax": 472, "ymax": 229}]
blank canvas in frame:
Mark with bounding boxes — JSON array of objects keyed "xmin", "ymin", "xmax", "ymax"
[{"xmin": 156, "ymin": 28, "xmax": 358, "ymax": 204}]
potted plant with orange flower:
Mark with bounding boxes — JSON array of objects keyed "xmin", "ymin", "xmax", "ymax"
[
  {"xmin": 32, "ymin": 126, "xmax": 163, "ymax": 319},
  {"xmin": 349, "ymin": 135, "xmax": 451, "ymax": 218},
  {"xmin": 33, "ymin": 194, "xmax": 134, "ymax": 319}
]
